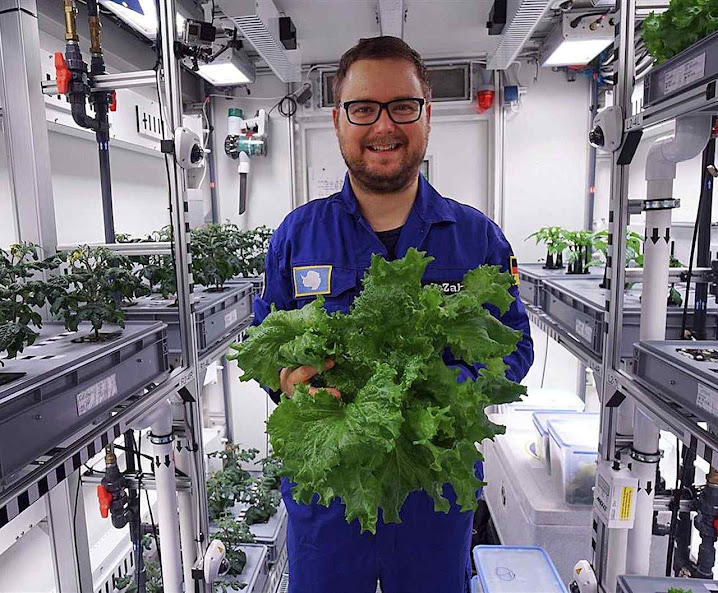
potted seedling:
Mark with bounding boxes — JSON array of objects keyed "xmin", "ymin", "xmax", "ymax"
[
  {"xmin": 118, "ymin": 227, "xmax": 178, "ymax": 299},
  {"xmin": 48, "ymin": 246, "xmax": 149, "ymax": 342},
  {"xmin": 212, "ymin": 516, "xmax": 255, "ymax": 592},
  {"xmin": 207, "ymin": 444, "xmax": 258, "ymax": 521},
  {"xmin": 526, "ymin": 227, "xmax": 567, "ymax": 269},
  {"xmin": 258, "ymin": 455, "xmax": 282, "ymax": 491},
  {"xmin": 191, "ymin": 224, "xmax": 244, "ymax": 291},
  {"xmin": 0, "ymin": 243, "xmax": 58, "ymax": 375},
  {"xmin": 563, "ymin": 230, "xmax": 595, "ymax": 275}
]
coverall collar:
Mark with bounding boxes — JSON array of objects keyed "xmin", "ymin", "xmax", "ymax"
[{"xmin": 335, "ymin": 172, "xmax": 457, "ymax": 225}]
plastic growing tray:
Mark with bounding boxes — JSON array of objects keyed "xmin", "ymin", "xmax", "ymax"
[
  {"xmin": 248, "ymin": 500, "xmax": 287, "ymax": 566},
  {"xmin": 123, "ymin": 283, "xmax": 253, "ymax": 365},
  {"xmin": 227, "ymin": 275, "xmax": 264, "ymax": 297},
  {"xmin": 633, "ymin": 340, "xmax": 718, "ymax": 423},
  {"xmin": 542, "ymin": 278, "xmax": 718, "ymax": 360},
  {"xmin": 0, "ymin": 321, "xmax": 168, "ymax": 482},
  {"xmin": 226, "ymin": 544, "xmax": 268, "ymax": 593},
  {"xmin": 518, "ymin": 264, "xmax": 602, "ymax": 309},
  {"xmin": 617, "ymin": 574, "xmax": 718, "ymax": 593}
]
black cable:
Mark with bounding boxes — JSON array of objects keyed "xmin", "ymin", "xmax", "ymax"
[
  {"xmin": 540, "ymin": 332, "xmax": 549, "ymax": 388},
  {"xmin": 570, "ymin": 11, "xmax": 609, "ymax": 28},
  {"xmin": 136, "ymin": 433, "xmax": 161, "ymax": 566},
  {"xmin": 112, "ymin": 443, "xmax": 155, "ymax": 463},
  {"xmin": 681, "ymin": 184, "xmax": 704, "ymax": 338},
  {"xmin": 666, "ymin": 443, "xmax": 696, "ymax": 576},
  {"xmin": 73, "ymin": 470, "xmax": 83, "ymax": 588}
]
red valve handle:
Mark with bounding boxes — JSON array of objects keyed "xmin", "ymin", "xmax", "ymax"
[
  {"xmin": 54, "ymin": 52, "xmax": 71, "ymax": 95},
  {"xmin": 97, "ymin": 484, "xmax": 112, "ymax": 519},
  {"xmin": 109, "ymin": 90, "xmax": 117, "ymax": 112}
]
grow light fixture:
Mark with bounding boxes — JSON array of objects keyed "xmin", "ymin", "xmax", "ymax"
[
  {"xmin": 100, "ymin": 0, "xmax": 186, "ymax": 39},
  {"xmin": 540, "ymin": 13, "xmax": 614, "ymax": 67},
  {"xmin": 195, "ymin": 47, "xmax": 256, "ymax": 86}
]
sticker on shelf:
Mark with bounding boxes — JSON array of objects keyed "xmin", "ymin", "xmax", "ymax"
[
  {"xmin": 76, "ymin": 374, "xmax": 119, "ymax": 416},
  {"xmin": 696, "ymin": 383, "xmax": 718, "ymax": 418},
  {"xmin": 224, "ymin": 309, "xmax": 238, "ymax": 328},
  {"xmin": 575, "ymin": 319, "xmax": 594, "ymax": 343},
  {"xmin": 664, "ymin": 53, "xmax": 706, "ymax": 95}
]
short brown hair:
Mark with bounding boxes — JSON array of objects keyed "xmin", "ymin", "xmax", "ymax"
[{"xmin": 333, "ymin": 36, "xmax": 432, "ymax": 106}]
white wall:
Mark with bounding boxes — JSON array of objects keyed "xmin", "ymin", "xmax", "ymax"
[{"xmin": 502, "ymin": 65, "xmax": 591, "ymax": 263}]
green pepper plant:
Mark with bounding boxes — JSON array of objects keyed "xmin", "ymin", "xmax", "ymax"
[
  {"xmin": 0, "ymin": 243, "xmax": 58, "ymax": 364},
  {"xmin": 48, "ymin": 246, "xmax": 149, "ymax": 341},
  {"xmin": 526, "ymin": 226, "xmax": 566, "ymax": 269}
]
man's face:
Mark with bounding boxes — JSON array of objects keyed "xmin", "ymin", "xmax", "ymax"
[{"xmin": 333, "ymin": 58, "xmax": 431, "ymax": 194}]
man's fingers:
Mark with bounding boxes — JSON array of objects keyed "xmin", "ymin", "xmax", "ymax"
[
  {"xmin": 280, "ymin": 360, "xmax": 338, "ymax": 397},
  {"xmin": 323, "ymin": 359, "xmax": 335, "ymax": 371},
  {"xmin": 289, "ymin": 365, "xmax": 320, "ymax": 386}
]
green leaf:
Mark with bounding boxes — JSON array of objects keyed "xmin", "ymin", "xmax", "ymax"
[{"xmin": 230, "ymin": 248, "xmax": 526, "ymax": 533}]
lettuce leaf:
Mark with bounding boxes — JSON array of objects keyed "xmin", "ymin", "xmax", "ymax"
[{"xmin": 228, "ymin": 248, "xmax": 526, "ymax": 533}]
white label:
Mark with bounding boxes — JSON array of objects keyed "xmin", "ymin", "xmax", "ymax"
[
  {"xmin": 76, "ymin": 374, "xmax": 119, "ymax": 416},
  {"xmin": 664, "ymin": 53, "xmax": 706, "ymax": 94},
  {"xmin": 224, "ymin": 309, "xmax": 238, "ymax": 328},
  {"xmin": 575, "ymin": 319, "xmax": 594, "ymax": 343},
  {"xmin": 697, "ymin": 383, "xmax": 718, "ymax": 418}
]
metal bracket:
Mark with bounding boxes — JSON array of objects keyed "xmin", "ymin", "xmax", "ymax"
[
  {"xmin": 630, "ymin": 449, "xmax": 662, "ymax": 464},
  {"xmin": 41, "ymin": 69, "xmax": 158, "ymax": 96},
  {"xmin": 643, "ymin": 198, "xmax": 681, "ymax": 211}
]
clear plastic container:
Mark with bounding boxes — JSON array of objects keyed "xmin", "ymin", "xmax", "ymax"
[
  {"xmin": 547, "ymin": 414, "xmax": 600, "ymax": 506},
  {"xmin": 532, "ymin": 411, "xmax": 591, "ymax": 474},
  {"xmin": 496, "ymin": 388, "xmax": 585, "ymax": 415},
  {"xmin": 473, "ymin": 546, "xmax": 568, "ymax": 593}
]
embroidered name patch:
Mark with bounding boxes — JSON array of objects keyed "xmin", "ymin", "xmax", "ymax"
[
  {"xmin": 510, "ymin": 256, "xmax": 520, "ymax": 286},
  {"xmin": 293, "ymin": 265, "xmax": 332, "ymax": 297}
]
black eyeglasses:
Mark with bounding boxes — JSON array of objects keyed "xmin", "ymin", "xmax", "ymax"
[{"xmin": 339, "ymin": 98, "xmax": 426, "ymax": 126}]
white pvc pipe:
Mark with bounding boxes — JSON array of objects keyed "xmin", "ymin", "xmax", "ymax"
[
  {"xmin": 606, "ymin": 528, "xmax": 628, "ymax": 593},
  {"xmin": 148, "ymin": 401, "xmax": 184, "ymax": 593}
]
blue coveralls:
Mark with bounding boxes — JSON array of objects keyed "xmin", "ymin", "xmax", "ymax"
[{"xmin": 253, "ymin": 173, "xmax": 533, "ymax": 593}]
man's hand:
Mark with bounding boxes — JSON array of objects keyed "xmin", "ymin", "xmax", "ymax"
[{"xmin": 279, "ymin": 359, "xmax": 341, "ymax": 399}]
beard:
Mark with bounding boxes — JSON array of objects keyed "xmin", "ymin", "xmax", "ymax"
[{"xmin": 338, "ymin": 129, "xmax": 428, "ymax": 193}]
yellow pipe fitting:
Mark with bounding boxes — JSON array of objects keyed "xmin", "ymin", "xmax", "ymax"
[
  {"xmin": 63, "ymin": 0, "xmax": 79, "ymax": 42},
  {"xmin": 89, "ymin": 15, "xmax": 102, "ymax": 54}
]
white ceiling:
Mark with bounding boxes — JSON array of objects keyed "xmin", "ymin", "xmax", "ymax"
[{"xmin": 272, "ymin": 0, "xmax": 500, "ymax": 65}]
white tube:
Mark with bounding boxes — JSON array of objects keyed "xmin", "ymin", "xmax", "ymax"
[
  {"xmin": 175, "ymin": 443, "xmax": 198, "ymax": 589},
  {"xmin": 606, "ymin": 528, "xmax": 628, "ymax": 593},
  {"xmin": 640, "ymin": 208, "xmax": 673, "ymax": 342},
  {"xmin": 149, "ymin": 401, "xmax": 184, "ymax": 593}
]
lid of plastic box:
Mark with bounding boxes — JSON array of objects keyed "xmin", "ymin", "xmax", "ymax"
[
  {"xmin": 507, "ymin": 388, "xmax": 585, "ymax": 413},
  {"xmin": 547, "ymin": 414, "xmax": 600, "ymax": 453},
  {"xmin": 473, "ymin": 546, "xmax": 568, "ymax": 593},
  {"xmin": 532, "ymin": 411, "xmax": 589, "ymax": 436}
]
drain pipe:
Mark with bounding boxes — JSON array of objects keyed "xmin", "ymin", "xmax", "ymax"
[
  {"xmin": 132, "ymin": 400, "xmax": 184, "ymax": 593},
  {"xmin": 61, "ymin": 0, "xmax": 116, "ymax": 243},
  {"xmin": 625, "ymin": 114, "xmax": 713, "ymax": 576}
]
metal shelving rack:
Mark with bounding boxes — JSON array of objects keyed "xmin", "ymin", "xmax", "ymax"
[
  {"xmin": 592, "ymin": 1, "xmax": 718, "ymax": 590},
  {"xmin": 0, "ymin": 0, "xmax": 250, "ymax": 591}
]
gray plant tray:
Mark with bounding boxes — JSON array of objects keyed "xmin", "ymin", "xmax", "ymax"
[
  {"xmin": 518, "ymin": 264, "xmax": 602, "ymax": 308},
  {"xmin": 542, "ymin": 278, "xmax": 718, "ymax": 359},
  {"xmin": 644, "ymin": 29, "xmax": 718, "ymax": 108},
  {"xmin": 617, "ymin": 574, "xmax": 718, "ymax": 593},
  {"xmin": 123, "ymin": 283, "xmax": 253, "ymax": 365},
  {"xmin": 0, "ymin": 321, "xmax": 168, "ymax": 483},
  {"xmin": 248, "ymin": 500, "xmax": 287, "ymax": 566},
  {"xmin": 219, "ymin": 544, "xmax": 269, "ymax": 593},
  {"xmin": 227, "ymin": 275, "xmax": 264, "ymax": 297},
  {"xmin": 633, "ymin": 340, "xmax": 718, "ymax": 424}
]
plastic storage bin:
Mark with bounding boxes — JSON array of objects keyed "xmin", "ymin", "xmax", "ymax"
[
  {"xmin": 473, "ymin": 546, "xmax": 568, "ymax": 593},
  {"xmin": 547, "ymin": 414, "xmax": 600, "ymax": 506},
  {"xmin": 518, "ymin": 263, "xmax": 601, "ymax": 309},
  {"xmin": 495, "ymin": 388, "xmax": 585, "ymax": 416},
  {"xmin": 532, "ymin": 411, "xmax": 591, "ymax": 474}
]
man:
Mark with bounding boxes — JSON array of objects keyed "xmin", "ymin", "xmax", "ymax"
[{"xmin": 254, "ymin": 36, "xmax": 533, "ymax": 593}]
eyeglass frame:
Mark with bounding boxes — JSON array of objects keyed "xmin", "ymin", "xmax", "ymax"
[{"xmin": 338, "ymin": 98, "xmax": 427, "ymax": 126}]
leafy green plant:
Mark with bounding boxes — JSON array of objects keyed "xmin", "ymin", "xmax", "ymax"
[
  {"xmin": 207, "ymin": 445, "xmax": 259, "ymax": 521},
  {"xmin": 234, "ymin": 226, "xmax": 273, "ymax": 277},
  {"xmin": 119, "ymin": 227, "xmax": 177, "ymax": 298},
  {"xmin": 259, "ymin": 456, "xmax": 283, "ymax": 491},
  {"xmin": 48, "ymin": 246, "xmax": 149, "ymax": 341},
  {"xmin": 526, "ymin": 226, "xmax": 566, "ymax": 269},
  {"xmin": 239, "ymin": 477, "xmax": 281, "ymax": 525},
  {"xmin": 212, "ymin": 516, "xmax": 255, "ymax": 592},
  {"xmin": 191, "ymin": 224, "xmax": 244, "ymax": 290},
  {"xmin": 0, "ymin": 243, "xmax": 58, "ymax": 363},
  {"xmin": 643, "ymin": 0, "xmax": 718, "ymax": 64},
  {"xmin": 667, "ymin": 588, "xmax": 693, "ymax": 593},
  {"xmin": 229, "ymin": 249, "xmax": 526, "ymax": 533}
]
